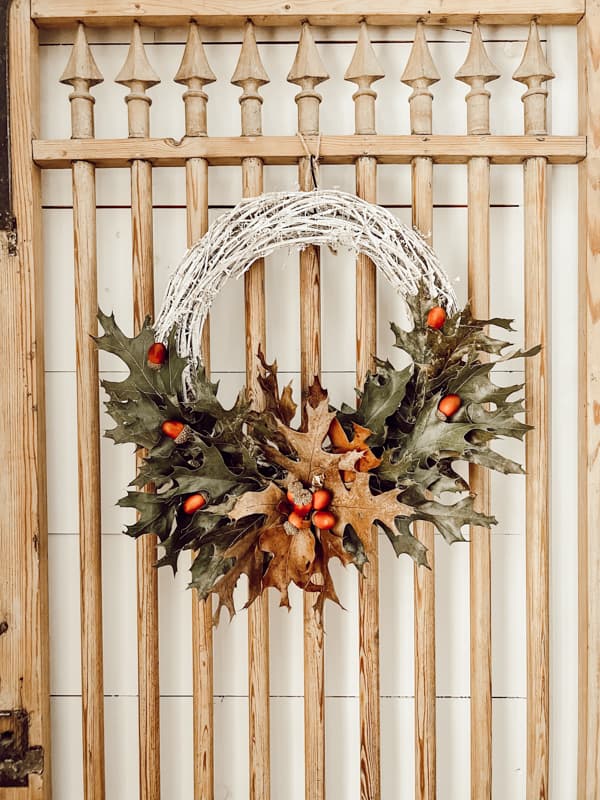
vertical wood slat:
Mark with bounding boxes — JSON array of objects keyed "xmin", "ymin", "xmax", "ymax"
[
  {"xmin": 287, "ymin": 22, "xmax": 327, "ymax": 799},
  {"xmin": 455, "ymin": 21, "xmax": 499, "ymax": 798},
  {"xmin": 59, "ymin": 22, "xmax": 106, "ymax": 800},
  {"xmin": 0, "ymin": 2, "xmax": 51, "ymax": 797},
  {"xmin": 512, "ymin": 23, "xmax": 553, "ymax": 798},
  {"xmin": 174, "ymin": 22, "xmax": 216, "ymax": 799},
  {"xmin": 345, "ymin": 22, "xmax": 384, "ymax": 800},
  {"xmin": 116, "ymin": 23, "xmax": 161, "ymax": 799},
  {"xmin": 467, "ymin": 156, "xmax": 493, "ymax": 799},
  {"xmin": 233, "ymin": 23, "xmax": 271, "ymax": 800},
  {"xmin": 577, "ymin": 9, "xmax": 600, "ymax": 798},
  {"xmin": 402, "ymin": 24, "xmax": 439, "ymax": 800}
]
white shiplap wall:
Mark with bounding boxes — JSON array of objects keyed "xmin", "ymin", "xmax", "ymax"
[{"xmin": 39, "ymin": 23, "xmax": 579, "ymax": 800}]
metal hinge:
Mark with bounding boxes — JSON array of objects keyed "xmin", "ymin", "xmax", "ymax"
[{"xmin": 0, "ymin": 710, "xmax": 44, "ymax": 787}]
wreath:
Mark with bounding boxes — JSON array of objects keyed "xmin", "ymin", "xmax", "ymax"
[{"xmin": 98, "ymin": 190, "xmax": 538, "ymax": 624}]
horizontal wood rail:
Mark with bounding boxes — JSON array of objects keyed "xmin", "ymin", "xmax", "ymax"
[
  {"xmin": 31, "ymin": 0, "xmax": 584, "ymax": 26},
  {"xmin": 33, "ymin": 135, "xmax": 586, "ymax": 168}
]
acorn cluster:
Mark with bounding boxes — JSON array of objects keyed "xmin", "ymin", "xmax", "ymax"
[
  {"xmin": 426, "ymin": 304, "xmax": 462, "ymax": 421},
  {"xmin": 279, "ymin": 481, "xmax": 335, "ymax": 535}
]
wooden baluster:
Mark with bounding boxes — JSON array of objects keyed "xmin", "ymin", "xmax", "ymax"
[
  {"xmin": 455, "ymin": 20, "xmax": 499, "ymax": 800},
  {"xmin": 578, "ymin": 9, "xmax": 600, "ymax": 799},
  {"xmin": 60, "ymin": 23, "xmax": 106, "ymax": 800},
  {"xmin": 287, "ymin": 22, "xmax": 328, "ymax": 800},
  {"xmin": 401, "ymin": 23, "xmax": 439, "ymax": 800},
  {"xmin": 232, "ymin": 21, "xmax": 272, "ymax": 800},
  {"xmin": 116, "ymin": 24, "xmax": 161, "ymax": 800},
  {"xmin": 345, "ymin": 22, "xmax": 384, "ymax": 800},
  {"xmin": 513, "ymin": 21, "xmax": 553, "ymax": 799},
  {"xmin": 175, "ymin": 21, "xmax": 216, "ymax": 800}
]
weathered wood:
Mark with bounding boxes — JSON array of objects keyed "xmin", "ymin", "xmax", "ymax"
[
  {"xmin": 578, "ymin": 11, "xmax": 600, "ymax": 798},
  {"xmin": 467, "ymin": 158, "xmax": 492, "ymax": 800},
  {"xmin": 31, "ymin": 0, "xmax": 585, "ymax": 27},
  {"xmin": 118, "ymin": 24, "xmax": 162, "ymax": 799},
  {"xmin": 578, "ymin": 10, "xmax": 600, "ymax": 798},
  {"xmin": 404, "ymin": 24, "xmax": 438, "ymax": 799},
  {"xmin": 234, "ymin": 24, "xmax": 271, "ymax": 799},
  {"xmin": 455, "ymin": 21, "xmax": 499, "ymax": 135},
  {"xmin": 457, "ymin": 23, "xmax": 498, "ymax": 798},
  {"xmin": 0, "ymin": 3, "xmax": 50, "ymax": 797},
  {"xmin": 514, "ymin": 21, "xmax": 554, "ymax": 136},
  {"xmin": 288, "ymin": 22, "xmax": 327, "ymax": 799},
  {"xmin": 177, "ymin": 25, "xmax": 215, "ymax": 799},
  {"xmin": 347, "ymin": 22, "xmax": 383, "ymax": 800},
  {"xmin": 60, "ymin": 20, "xmax": 107, "ymax": 800},
  {"xmin": 33, "ymin": 135, "xmax": 586, "ymax": 168},
  {"xmin": 175, "ymin": 21, "xmax": 215, "ymax": 139},
  {"xmin": 516, "ymin": 26, "xmax": 552, "ymax": 799}
]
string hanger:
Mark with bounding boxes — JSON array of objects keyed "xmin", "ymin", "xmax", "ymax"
[{"xmin": 297, "ymin": 131, "xmax": 322, "ymax": 189}]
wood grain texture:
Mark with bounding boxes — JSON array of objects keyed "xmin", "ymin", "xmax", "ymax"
[
  {"xmin": 524, "ymin": 155, "xmax": 550, "ymax": 800},
  {"xmin": 356, "ymin": 156, "xmax": 380, "ymax": 800},
  {"xmin": 0, "ymin": 3, "xmax": 51, "ymax": 797},
  {"xmin": 32, "ymin": 135, "xmax": 587, "ymax": 169},
  {"xmin": 186, "ymin": 155, "xmax": 214, "ymax": 800},
  {"xmin": 467, "ymin": 156, "xmax": 492, "ymax": 800},
  {"xmin": 242, "ymin": 151, "xmax": 271, "ymax": 800},
  {"xmin": 131, "ymin": 157, "xmax": 161, "ymax": 800},
  {"xmin": 31, "ymin": 0, "xmax": 584, "ymax": 26},
  {"xmin": 407, "ymin": 28, "xmax": 437, "ymax": 794},
  {"xmin": 578, "ymin": 11, "xmax": 600, "ymax": 797},
  {"xmin": 118, "ymin": 25, "xmax": 163, "ymax": 795},
  {"xmin": 73, "ymin": 157, "xmax": 105, "ymax": 800},
  {"xmin": 298, "ymin": 142, "xmax": 325, "ymax": 800}
]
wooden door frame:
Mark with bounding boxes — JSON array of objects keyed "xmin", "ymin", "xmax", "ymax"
[{"xmin": 0, "ymin": 2, "xmax": 598, "ymax": 797}]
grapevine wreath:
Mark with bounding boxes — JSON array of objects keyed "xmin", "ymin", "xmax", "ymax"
[{"xmin": 98, "ymin": 190, "xmax": 538, "ymax": 624}]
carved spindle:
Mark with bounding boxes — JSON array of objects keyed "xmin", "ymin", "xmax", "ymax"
[
  {"xmin": 288, "ymin": 21, "xmax": 329, "ymax": 137},
  {"xmin": 117, "ymin": 22, "xmax": 162, "ymax": 800},
  {"xmin": 345, "ymin": 21, "xmax": 384, "ymax": 135},
  {"xmin": 401, "ymin": 21, "xmax": 440, "ymax": 136},
  {"xmin": 232, "ymin": 20, "xmax": 270, "ymax": 137},
  {"xmin": 346, "ymin": 21, "xmax": 385, "ymax": 800},
  {"xmin": 116, "ymin": 21, "xmax": 160, "ymax": 137},
  {"xmin": 232, "ymin": 21, "xmax": 272, "ymax": 800},
  {"xmin": 455, "ymin": 21, "xmax": 500, "ymax": 135},
  {"xmin": 516, "ymin": 18, "xmax": 552, "ymax": 799},
  {"xmin": 61, "ymin": 22, "xmax": 106, "ymax": 800},
  {"xmin": 404, "ymin": 22, "xmax": 439, "ymax": 800},
  {"xmin": 289, "ymin": 22, "xmax": 328, "ymax": 800},
  {"xmin": 513, "ymin": 20, "xmax": 555, "ymax": 135},
  {"xmin": 176, "ymin": 21, "xmax": 216, "ymax": 800},
  {"xmin": 60, "ymin": 22, "xmax": 103, "ymax": 138},
  {"xmin": 175, "ymin": 20, "xmax": 216, "ymax": 138}
]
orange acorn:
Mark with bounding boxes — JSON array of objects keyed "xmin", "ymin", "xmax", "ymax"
[
  {"xmin": 312, "ymin": 510, "xmax": 336, "ymax": 530},
  {"xmin": 426, "ymin": 306, "xmax": 447, "ymax": 330},
  {"xmin": 162, "ymin": 420, "xmax": 185, "ymax": 440},
  {"xmin": 312, "ymin": 488, "xmax": 332, "ymax": 511},
  {"xmin": 183, "ymin": 493, "xmax": 206, "ymax": 514},
  {"xmin": 148, "ymin": 342, "xmax": 167, "ymax": 368},
  {"xmin": 287, "ymin": 483, "xmax": 313, "ymax": 516},
  {"xmin": 288, "ymin": 510, "xmax": 312, "ymax": 529},
  {"xmin": 437, "ymin": 394, "xmax": 461, "ymax": 420}
]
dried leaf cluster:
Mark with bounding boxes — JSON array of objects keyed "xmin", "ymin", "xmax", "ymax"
[{"xmin": 97, "ymin": 286, "xmax": 538, "ymax": 623}]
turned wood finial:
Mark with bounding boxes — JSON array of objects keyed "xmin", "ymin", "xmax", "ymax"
[
  {"xmin": 287, "ymin": 22, "xmax": 329, "ymax": 135},
  {"xmin": 455, "ymin": 21, "xmax": 500, "ymax": 135},
  {"xmin": 175, "ymin": 21, "xmax": 216, "ymax": 137},
  {"xmin": 344, "ymin": 22, "xmax": 384, "ymax": 135},
  {"xmin": 231, "ymin": 21, "xmax": 270, "ymax": 137},
  {"xmin": 513, "ymin": 21, "xmax": 554, "ymax": 135},
  {"xmin": 116, "ymin": 21, "xmax": 160, "ymax": 138},
  {"xmin": 60, "ymin": 22, "xmax": 103, "ymax": 139},
  {"xmin": 401, "ymin": 21, "xmax": 440, "ymax": 136}
]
